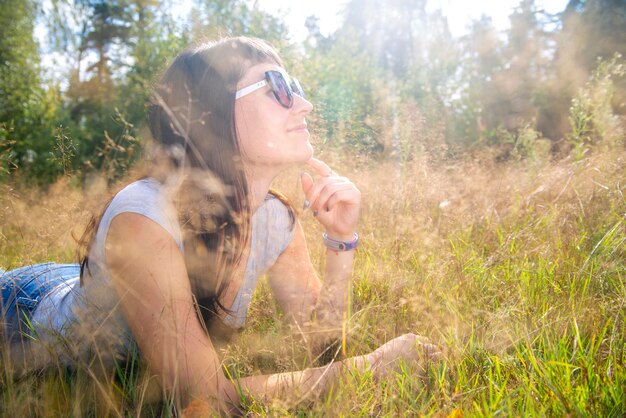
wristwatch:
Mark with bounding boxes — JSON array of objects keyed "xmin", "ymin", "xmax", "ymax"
[{"xmin": 322, "ymin": 232, "xmax": 360, "ymax": 251}]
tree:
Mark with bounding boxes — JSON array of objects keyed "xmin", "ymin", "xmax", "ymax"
[
  {"xmin": 123, "ymin": 0, "xmax": 188, "ymax": 123},
  {"xmin": 453, "ymin": 16, "xmax": 504, "ymax": 145},
  {"xmin": 191, "ymin": 0, "xmax": 290, "ymax": 48},
  {"xmin": 338, "ymin": 0, "xmax": 428, "ymax": 79},
  {"xmin": 500, "ymin": 0, "xmax": 552, "ymax": 131},
  {"xmin": 310, "ymin": 0, "xmax": 459, "ymax": 154},
  {"xmin": 553, "ymin": 0, "xmax": 626, "ymax": 122},
  {"xmin": 300, "ymin": 28, "xmax": 382, "ymax": 152},
  {"xmin": 0, "ymin": 0, "xmax": 59, "ymax": 181},
  {"xmin": 44, "ymin": 0, "xmax": 186, "ymax": 180}
]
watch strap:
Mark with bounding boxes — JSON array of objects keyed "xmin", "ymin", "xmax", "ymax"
[{"xmin": 323, "ymin": 232, "xmax": 359, "ymax": 251}]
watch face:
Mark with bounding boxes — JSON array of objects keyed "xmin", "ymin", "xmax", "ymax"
[{"xmin": 323, "ymin": 233, "xmax": 359, "ymax": 251}]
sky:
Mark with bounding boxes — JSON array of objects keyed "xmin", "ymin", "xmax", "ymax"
[{"xmin": 257, "ymin": 0, "xmax": 571, "ymax": 41}]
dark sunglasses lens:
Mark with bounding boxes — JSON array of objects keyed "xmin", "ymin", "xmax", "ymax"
[
  {"xmin": 291, "ymin": 79, "xmax": 305, "ymax": 98},
  {"xmin": 267, "ymin": 71, "xmax": 292, "ymax": 108}
]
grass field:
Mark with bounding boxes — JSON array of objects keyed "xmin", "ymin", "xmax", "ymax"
[{"xmin": 1, "ymin": 145, "xmax": 624, "ymax": 416}]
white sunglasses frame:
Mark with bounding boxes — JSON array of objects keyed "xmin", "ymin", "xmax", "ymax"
[
  {"xmin": 235, "ymin": 79, "xmax": 268, "ymax": 99},
  {"xmin": 235, "ymin": 71, "xmax": 304, "ymax": 108}
]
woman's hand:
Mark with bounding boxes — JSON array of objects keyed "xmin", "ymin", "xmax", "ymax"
[
  {"xmin": 300, "ymin": 158, "xmax": 361, "ymax": 239},
  {"xmin": 365, "ymin": 334, "xmax": 441, "ymax": 379}
]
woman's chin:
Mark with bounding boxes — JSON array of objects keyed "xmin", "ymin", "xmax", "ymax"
[{"xmin": 285, "ymin": 142, "xmax": 314, "ymax": 164}]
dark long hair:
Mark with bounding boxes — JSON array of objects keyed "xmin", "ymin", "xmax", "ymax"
[{"xmin": 79, "ymin": 37, "xmax": 289, "ymax": 326}]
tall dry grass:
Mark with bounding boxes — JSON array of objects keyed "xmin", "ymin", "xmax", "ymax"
[{"xmin": 1, "ymin": 144, "xmax": 625, "ymax": 416}]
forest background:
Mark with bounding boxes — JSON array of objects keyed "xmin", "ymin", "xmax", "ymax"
[
  {"xmin": 1, "ymin": 0, "xmax": 624, "ymax": 183},
  {"xmin": 0, "ymin": 0, "xmax": 625, "ymax": 416}
]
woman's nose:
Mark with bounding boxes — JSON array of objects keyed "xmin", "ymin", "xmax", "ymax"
[{"xmin": 293, "ymin": 94, "xmax": 313, "ymax": 114}]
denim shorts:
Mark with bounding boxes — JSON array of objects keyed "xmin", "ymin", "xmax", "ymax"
[{"xmin": 0, "ymin": 263, "xmax": 80, "ymax": 343}]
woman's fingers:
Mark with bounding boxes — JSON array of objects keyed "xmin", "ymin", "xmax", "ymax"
[
  {"xmin": 368, "ymin": 333, "xmax": 441, "ymax": 378},
  {"xmin": 309, "ymin": 179, "xmax": 354, "ymax": 212},
  {"xmin": 300, "ymin": 172, "xmax": 314, "ymax": 194},
  {"xmin": 300, "ymin": 157, "xmax": 361, "ymax": 233},
  {"xmin": 420, "ymin": 343, "xmax": 442, "ymax": 360},
  {"xmin": 319, "ymin": 186, "xmax": 358, "ymax": 212},
  {"xmin": 302, "ymin": 158, "xmax": 352, "ymax": 210},
  {"xmin": 306, "ymin": 157, "xmax": 334, "ymax": 177},
  {"xmin": 301, "ymin": 176, "xmax": 352, "ymax": 211}
]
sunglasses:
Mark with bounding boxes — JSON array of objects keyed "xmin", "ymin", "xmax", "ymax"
[{"xmin": 235, "ymin": 70, "xmax": 305, "ymax": 108}]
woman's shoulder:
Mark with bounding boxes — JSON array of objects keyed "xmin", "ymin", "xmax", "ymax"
[
  {"xmin": 108, "ymin": 178, "xmax": 170, "ymax": 214},
  {"xmin": 263, "ymin": 190, "xmax": 296, "ymax": 230},
  {"xmin": 113, "ymin": 177, "xmax": 161, "ymax": 201},
  {"xmin": 252, "ymin": 191, "xmax": 296, "ymax": 257},
  {"xmin": 103, "ymin": 178, "xmax": 183, "ymax": 248}
]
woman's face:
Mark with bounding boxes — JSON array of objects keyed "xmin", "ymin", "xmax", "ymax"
[{"xmin": 234, "ymin": 62, "xmax": 314, "ymax": 171}]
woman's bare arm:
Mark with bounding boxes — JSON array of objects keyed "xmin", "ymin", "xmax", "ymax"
[
  {"xmin": 106, "ymin": 213, "xmax": 383, "ymax": 411},
  {"xmin": 106, "ymin": 213, "xmax": 235, "ymax": 408},
  {"xmin": 266, "ymin": 220, "xmax": 320, "ymax": 325},
  {"xmin": 268, "ymin": 158, "xmax": 359, "ymax": 343},
  {"xmin": 267, "ymin": 221, "xmax": 352, "ymax": 335},
  {"xmin": 181, "ymin": 333, "xmax": 438, "ymax": 415}
]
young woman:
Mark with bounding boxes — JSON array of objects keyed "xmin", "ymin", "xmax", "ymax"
[{"xmin": 1, "ymin": 37, "xmax": 438, "ymax": 413}]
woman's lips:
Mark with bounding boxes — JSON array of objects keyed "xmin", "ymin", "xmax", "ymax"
[{"xmin": 288, "ymin": 123, "xmax": 308, "ymax": 132}]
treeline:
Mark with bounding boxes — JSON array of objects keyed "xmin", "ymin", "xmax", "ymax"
[{"xmin": 0, "ymin": 0, "xmax": 624, "ymax": 184}]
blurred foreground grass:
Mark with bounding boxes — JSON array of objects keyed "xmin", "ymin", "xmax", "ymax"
[{"xmin": 1, "ymin": 148, "xmax": 625, "ymax": 416}]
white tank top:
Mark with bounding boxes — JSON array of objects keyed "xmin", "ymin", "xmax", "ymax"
[{"xmin": 31, "ymin": 178, "xmax": 294, "ymax": 363}]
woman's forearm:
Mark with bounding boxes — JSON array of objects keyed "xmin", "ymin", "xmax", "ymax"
[
  {"xmin": 232, "ymin": 353, "xmax": 368, "ymax": 403},
  {"xmin": 185, "ymin": 354, "xmax": 370, "ymax": 415},
  {"xmin": 314, "ymin": 235, "xmax": 356, "ymax": 332},
  {"xmin": 299, "ymin": 158, "xmax": 360, "ymax": 336}
]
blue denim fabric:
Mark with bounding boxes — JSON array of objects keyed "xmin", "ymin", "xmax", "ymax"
[{"xmin": 1, "ymin": 263, "xmax": 80, "ymax": 342}]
